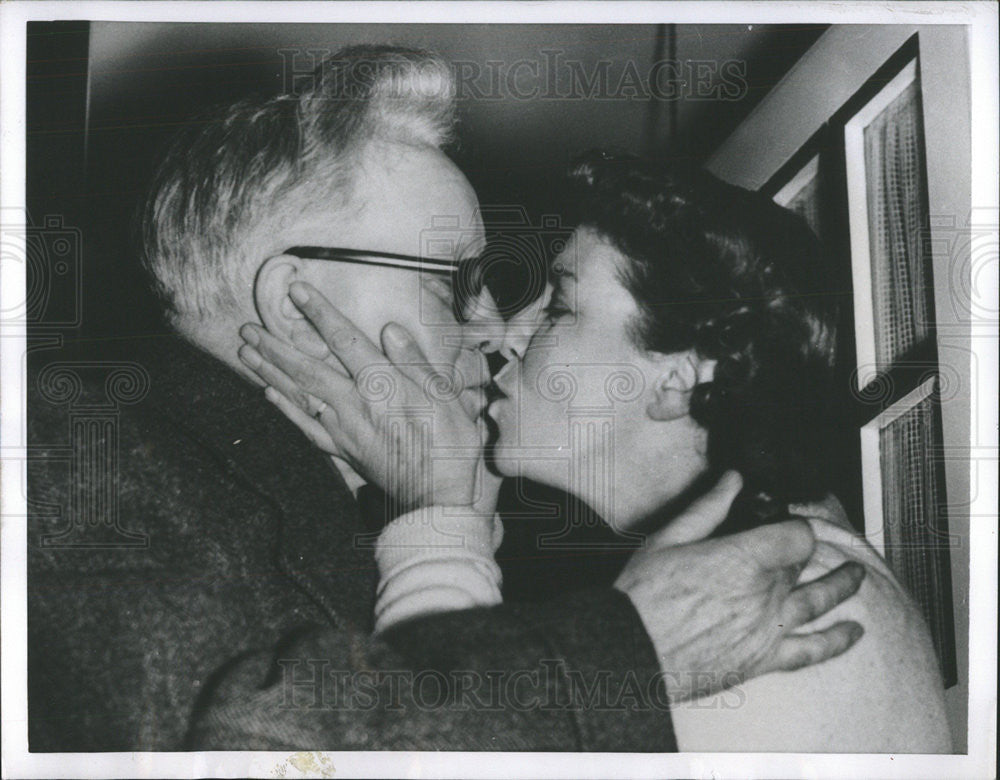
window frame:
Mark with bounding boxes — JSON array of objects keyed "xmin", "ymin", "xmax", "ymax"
[{"xmin": 843, "ymin": 58, "xmax": 921, "ymax": 391}]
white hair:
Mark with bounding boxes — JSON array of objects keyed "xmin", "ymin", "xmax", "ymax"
[{"xmin": 140, "ymin": 45, "xmax": 456, "ymax": 321}]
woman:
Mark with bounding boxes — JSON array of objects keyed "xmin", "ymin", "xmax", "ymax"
[
  {"xmin": 488, "ymin": 156, "xmax": 951, "ymax": 752},
  {"xmin": 243, "ymin": 155, "xmax": 951, "ymax": 752}
]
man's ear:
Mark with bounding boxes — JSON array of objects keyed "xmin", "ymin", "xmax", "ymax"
[
  {"xmin": 254, "ymin": 254, "xmax": 306, "ymax": 339},
  {"xmin": 646, "ymin": 351, "xmax": 717, "ymax": 421}
]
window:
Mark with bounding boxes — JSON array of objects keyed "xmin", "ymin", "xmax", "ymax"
[
  {"xmin": 845, "ymin": 60, "xmax": 935, "ymax": 388},
  {"xmin": 758, "ymin": 44, "xmax": 958, "ymax": 685},
  {"xmin": 709, "ymin": 25, "xmax": 973, "ymax": 742},
  {"xmin": 860, "ymin": 376, "xmax": 956, "ymax": 678},
  {"xmin": 843, "ymin": 54, "xmax": 957, "ymax": 684}
]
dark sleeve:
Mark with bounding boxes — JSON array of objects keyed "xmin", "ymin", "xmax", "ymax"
[{"xmin": 187, "ymin": 588, "xmax": 676, "ymax": 752}]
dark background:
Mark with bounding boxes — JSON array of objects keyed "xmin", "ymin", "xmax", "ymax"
[
  {"xmin": 27, "ymin": 21, "xmax": 833, "ymax": 596},
  {"xmin": 28, "ymin": 22, "xmax": 827, "ymax": 336}
]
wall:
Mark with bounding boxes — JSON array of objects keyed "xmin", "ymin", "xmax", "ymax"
[{"xmin": 80, "ymin": 22, "xmax": 823, "ymax": 335}]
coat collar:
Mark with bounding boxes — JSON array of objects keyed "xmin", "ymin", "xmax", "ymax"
[{"xmin": 136, "ymin": 332, "xmax": 377, "ymax": 631}]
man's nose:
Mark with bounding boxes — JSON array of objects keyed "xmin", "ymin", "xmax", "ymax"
[
  {"xmin": 497, "ymin": 301, "xmax": 537, "ymax": 362},
  {"xmin": 461, "ymin": 287, "xmax": 506, "ymax": 354}
]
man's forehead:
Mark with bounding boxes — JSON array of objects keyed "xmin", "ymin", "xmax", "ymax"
[
  {"xmin": 361, "ymin": 143, "xmax": 479, "ymax": 214},
  {"xmin": 288, "ymin": 146, "xmax": 482, "ymax": 258}
]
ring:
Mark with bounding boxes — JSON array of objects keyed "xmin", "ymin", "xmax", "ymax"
[{"xmin": 313, "ymin": 400, "xmax": 329, "ymax": 420}]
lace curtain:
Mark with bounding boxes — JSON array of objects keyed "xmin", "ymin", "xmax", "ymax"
[
  {"xmin": 863, "ymin": 79, "xmax": 934, "ymax": 368},
  {"xmin": 879, "ymin": 389, "xmax": 957, "ymax": 684}
]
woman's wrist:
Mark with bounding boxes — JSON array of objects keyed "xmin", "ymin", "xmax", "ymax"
[
  {"xmin": 373, "ymin": 506, "xmax": 504, "ymax": 633},
  {"xmin": 375, "ymin": 506, "xmax": 502, "ymax": 571}
]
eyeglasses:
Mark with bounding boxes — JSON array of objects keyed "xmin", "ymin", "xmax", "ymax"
[
  {"xmin": 285, "ymin": 246, "xmax": 462, "ymax": 276},
  {"xmin": 286, "ymin": 246, "xmax": 487, "ymax": 320}
]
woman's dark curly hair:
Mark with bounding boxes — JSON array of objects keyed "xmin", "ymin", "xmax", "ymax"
[{"xmin": 563, "ymin": 153, "xmax": 841, "ymax": 527}]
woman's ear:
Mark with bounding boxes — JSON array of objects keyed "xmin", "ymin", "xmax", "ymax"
[
  {"xmin": 646, "ymin": 351, "xmax": 717, "ymax": 421},
  {"xmin": 254, "ymin": 254, "xmax": 306, "ymax": 340}
]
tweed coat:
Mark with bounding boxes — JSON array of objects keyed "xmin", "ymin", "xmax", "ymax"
[{"xmin": 27, "ymin": 333, "xmax": 675, "ymax": 752}]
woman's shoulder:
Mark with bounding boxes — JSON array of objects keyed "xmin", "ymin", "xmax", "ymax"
[
  {"xmin": 672, "ymin": 496, "xmax": 952, "ymax": 753},
  {"xmin": 793, "ymin": 499, "xmax": 927, "ymax": 636}
]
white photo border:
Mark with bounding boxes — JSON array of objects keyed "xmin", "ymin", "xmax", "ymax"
[{"xmin": 2, "ymin": 3, "xmax": 996, "ymax": 778}]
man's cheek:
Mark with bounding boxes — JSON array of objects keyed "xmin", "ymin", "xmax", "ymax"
[
  {"xmin": 406, "ymin": 329, "xmax": 456, "ymax": 374},
  {"xmin": 459, "ymin": 388, "xmax": 485, "ymax": 420},
  {"xmin": 417, "ymin": 286, "xmax": 458, "ymax": 328}
]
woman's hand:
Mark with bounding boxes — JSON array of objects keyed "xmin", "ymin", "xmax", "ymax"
[{"xmin": 238, "ymin": 281, "xmax": 499, "ymax": 513}]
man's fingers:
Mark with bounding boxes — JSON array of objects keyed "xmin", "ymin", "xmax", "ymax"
[
  {"xmin": 239, "ymin": 343, "xmax": 325, "ymax": 416},
  {"xmin": 651, "ymin": 470, "xmax": 743, "ymax": 547},
  {"xmin": 289, "ymin": 320, "xmax": 333, "ymax": 360},
  {"xmin": 780, "ymin": 561, "xmax": 867, "ymax": 629},
  {"xmin": 289, "ymin": 282, "xmax": 383, "ymax": 376},
  {"xmin": 380, "ymin": 322, "xmax": 438, "ymax": 387},
  {"xmin": 242, "ymin": 326, "xmax": 354, "ymax": 403},
  {"xmin": 757, "ymin": 621, "xmax": 864, "ymax": 675}
]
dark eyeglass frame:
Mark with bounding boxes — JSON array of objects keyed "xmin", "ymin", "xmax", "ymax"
[
  {"xmin": 285, "ymin": 246, "xmax": 487, "ymax": 320},
  {"xmin": 285, "ymin": 246, "xmax": 462, "ymax": 276}
]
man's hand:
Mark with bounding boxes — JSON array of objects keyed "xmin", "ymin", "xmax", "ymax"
[
  {"xmin": 614, "ymin": 474, "xmax": 866, "ymax": 704},
  {"xmin": 238, "ymin": 281, "xmax": 498, "ymax": 513}
]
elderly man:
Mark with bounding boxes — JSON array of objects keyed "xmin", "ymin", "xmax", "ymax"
[{"xmin": 28, "ymin": 46, "xmax": 863, "ymax": 752}]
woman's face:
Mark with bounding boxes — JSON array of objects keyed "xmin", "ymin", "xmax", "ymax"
[{"xmin": 488, "ymin": 227, "xmax": 709, "ymax": 531}]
